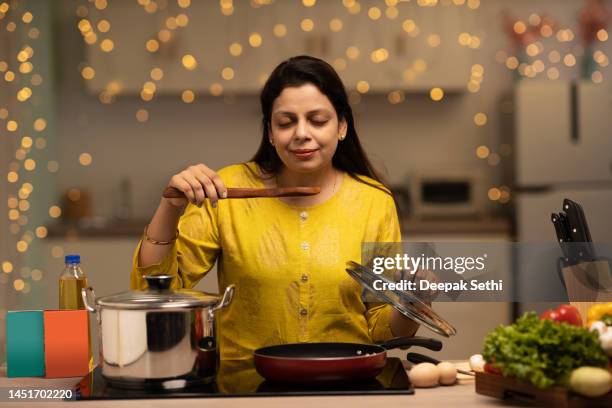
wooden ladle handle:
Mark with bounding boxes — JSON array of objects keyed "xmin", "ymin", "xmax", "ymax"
[{"xmin": 162, "ymin": 186, "xmax": 321, "ymax": 199}]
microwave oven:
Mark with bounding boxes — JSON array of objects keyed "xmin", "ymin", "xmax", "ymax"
[{"xmin": 409, "ymin": 170, "xmax": 487, "ymax": 217}]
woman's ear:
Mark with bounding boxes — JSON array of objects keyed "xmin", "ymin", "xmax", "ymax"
[{"xmin": 338, "ymin": 118, "xmax": 348, "ymax": 141}]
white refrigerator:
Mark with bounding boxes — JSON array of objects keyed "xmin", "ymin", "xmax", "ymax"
[{"xmin": 514, "ymin": 80, "xmax": 612, "ymax": 314}]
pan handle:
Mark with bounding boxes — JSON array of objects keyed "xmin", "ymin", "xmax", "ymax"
[{"xmin": 378, "ymin": 336, "xmax": 443, "ymax": 352}]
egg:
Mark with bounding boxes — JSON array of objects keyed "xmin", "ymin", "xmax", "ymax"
[
  {"xmin": 437, "ymin": 361, "xmax": 457, "ymax": 385},
  {"xmin": 408, "ymin": 362, "xmax": 439, "ymax": 388},
  {"xmin": 469, "ymin": 354, "xmax": 485, "ymax": 372}
]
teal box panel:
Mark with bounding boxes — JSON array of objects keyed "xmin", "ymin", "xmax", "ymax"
[{"xmin": 6, "ymin": 310, "xmax": 45, "ymax": 377}]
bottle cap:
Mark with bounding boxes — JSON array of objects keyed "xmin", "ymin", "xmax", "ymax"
[{"xmin": 65, "ymin": 254, "xmax": 81, "ymax": 264}]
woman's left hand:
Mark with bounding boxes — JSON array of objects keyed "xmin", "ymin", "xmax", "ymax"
[{"xmin": 393, "ymin": 268, "xmax": 439, "ymax": 303}]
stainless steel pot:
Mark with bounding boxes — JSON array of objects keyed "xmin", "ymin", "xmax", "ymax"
[{"xmin": 81, "ymin": 275, "xmax": 234, "ymax": 390}]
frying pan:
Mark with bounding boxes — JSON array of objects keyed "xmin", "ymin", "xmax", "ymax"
[{"xmin": 253, "ymin": 336, "xmax": 442, "ymax": 384}]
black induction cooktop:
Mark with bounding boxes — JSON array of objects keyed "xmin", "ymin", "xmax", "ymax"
[{"xmin": 74, "ymin": 358, "xmax": 413, "ymax": 399}]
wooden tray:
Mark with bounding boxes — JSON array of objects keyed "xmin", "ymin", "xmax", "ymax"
[{"xmin": 475, "ymin": 372, "xmax": 612, "ymax": 408}]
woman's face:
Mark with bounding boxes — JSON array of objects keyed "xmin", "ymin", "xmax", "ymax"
[{"xmin": 269, "ymin": 83, "xmax": 347, "ymax": 174}]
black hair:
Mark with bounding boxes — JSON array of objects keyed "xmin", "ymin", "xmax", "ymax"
[{"xmin": 250, "ymin": 55, "xmax": 390, "ymax": 194}]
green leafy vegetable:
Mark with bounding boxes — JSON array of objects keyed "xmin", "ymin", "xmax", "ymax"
[{"xmin": 482, "ymin": 312, "xmax": 608, "ymax": 389}]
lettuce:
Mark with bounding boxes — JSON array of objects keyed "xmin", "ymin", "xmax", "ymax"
[{"xmin": 482, "ymin": 312, "xmax": 608, "ymax": 389}]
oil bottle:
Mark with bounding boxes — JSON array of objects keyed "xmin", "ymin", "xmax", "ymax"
[{"xmin": 59, "ymin": 254, "xmax": 93, "ymax": 370}]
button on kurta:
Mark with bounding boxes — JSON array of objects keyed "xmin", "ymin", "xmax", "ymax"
[
  {"xmin": 300, "ymin": 242, "xmax": 310, "ymax": 250},
  {"xmin": 300, "ymin": 211, "xmax": 308, "ymax": 220},
  {"xmin": 300, "ymin": 308, "xmax": 308, "ymax": 316},
  {"xmin": 300, "ymin": 274, "xmax": 309, "ymax": 283}
]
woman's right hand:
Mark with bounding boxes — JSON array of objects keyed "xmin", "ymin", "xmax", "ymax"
[{"xmin": 164, "ymin": 164, "xmax": 227, "ymax": 208}]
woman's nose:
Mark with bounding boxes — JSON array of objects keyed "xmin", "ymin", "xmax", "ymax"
[{"xmin": 295, "ymin": 119, "xmax": 310, "ymax": 140}]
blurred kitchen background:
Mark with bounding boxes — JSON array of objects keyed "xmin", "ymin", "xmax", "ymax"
[{"xmin": 1, "ymin": 0, "xmax": 611, "ymax": 362}]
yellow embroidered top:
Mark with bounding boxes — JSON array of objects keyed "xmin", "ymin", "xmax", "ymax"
[{"xmin": 130, "ymin": 162, "xmax": 401, "ymax": 360}]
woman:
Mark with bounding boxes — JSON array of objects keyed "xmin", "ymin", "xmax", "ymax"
[{"xmin": 131, "ymin": 55, "xmax": 420, "ymax": 360}]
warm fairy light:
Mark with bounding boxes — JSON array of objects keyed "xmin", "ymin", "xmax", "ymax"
[
  {"xmin": 150, "ymin": 67, "xmax": 163, "ymax": 81},
  {"xmin": 209, "ymin": 83, "xmax": 223, "ymax": 96},
  {"xmin": 229, "ymin": 43, "xmax": 243, "ymax": 56},
  {"xmin": 21, "ymin": 136, "xmax": 33, "ymax": 149},
  {"xmin": 0, "ymin": 61, "xmax": 7, "ymax": 72},
  {"xmin": 7, "ymin": 120, "xmax": 18, "ymax": 132},
  {"xmin": 94, "ymin": 0, "xmax": 108, "ymax": 10},
  {"xmin": 591, "ymin": 71, "xmax": 603, "ymax": 84},
  {"xmin": 356, "ymin": 80, "xmax": 370, "ymax": 94},
  {"xmin": 18, "ymin": 200, "xmax": 30, "ymax": 211},
  {"xmin": 413, "ymin": 59, "xmax": 427, "ymax": 73},
  {"xmin": 548, "ymin": 50, "xmax": 561, "ymax": 63},
  {"xmin": 144, "ymin": 1, "xmax": 158, "ymax": 13},
  {"xmin": 220, "ymin": 0, "xmax": 233, "ymax": 16},
  {"xmin": 0, "ymin": 2, "xmax": 9, "ymax": 13},
  {"xmin": 474, "ymin": 113, "xmax": 487, "ymax": 126},
  {"xmin": 35, "ymin": 226, "xmax": 47, "ymax": 238},
  {"xmin": 386, "ymin": 0, "xmax": 398, "ymax": 5},
  {"xmin": 79, "ymin": 153, "xmax": 92, "ymax": 166},
  {"xmin": 343, "ymin": 0, "xmax": 356, "ymax": 7},
  {"xmin": 532, "ymin": 59, "xmax": 545, "ymax": 73},
  {"xmin": 34, "ymin": 118, "xmax": 46, "ymax": 132},
  {"xmin": 24, "ymin": 159, "xmax": 36, "ymax": 171},
  {"xmin": 7, "ymin": 172, "xmax": 18, "ymax": 183},
  {"xmin": 81, "ymin": 66, "xmax": 95, "ymax": 80},
  {"xmin": 222, "ymin": 67, "xmax": 235, "ymax": 80},
  {"xmin": 97, "ymin": 19, "xmax": 110, "ymax": 33},
  {"xmin": 35, "ymin": 137, "xmax": 46, "ymax": 149},
  {"xmin": 100, "ymin": 39, "xmax": 114, "ymax": 52},
  {"xmin": 387, "ymin": 90, "xmax": 405, "ymax": 104},
  {"xmin": 31, "ymin": 269, "xmax": 43, "ymax": 281},
  {"xmin": 471, "ymin": 64, "xmax": 484, "ymax": 75},
  {"xmin": 17, "ymin": 87, "xmax": 32, "ymax": 102},
  {"xmin": 430, "ymin": 87, "xmax": 444, "ymax": 101},
  {"xmin": 6, "ymin": 22, "xmax": 16, "ymax": 31},
  {"xmin": 78, "ymin": 19, "xmax": 92, "ymax": 33},
  {"xmin": 333, "ymin": 58, "xmax": 347, "ymax": 71},
  {"xmin": 346, "ymin": 46, "xmax": 360, "ymax": 60},
  {"xmin": 135, "ymin": 109, "xmax": 149, "ymax": 122},
  {"xmin": 563, "ymin": 54, "xmax": 576, "ymax": 67},
  {"xmin": 273, "ymin": 24, "xmax": 287, "ymax": 37},
  {"xmin": 8, "ymin": 209, "xmax": 19, "ymax": 220},
  {"xmin": 458, "ymin": 32, "xmax": 471, "ymax": 46},
  {"xmin": 158, "ymin": 29, "xmax": 172, "ymax": 42},
  {"xmin": 301, "ymin": 19, "xmax": 314, "ymax": 32},
  {"xmin": 5, "ymin": 71, "xmax": 15, "ymax": 82},
  {"xmin": 488, "ymin": 187, "xmax": 501, "ymax": 201},
  {"xmin": 466, "ymin": 0, "xmax": 479, "ymax": 10},
  {"xmin": 146, "ymin": 39, "xmax": 160, "ymax": 52},
  {"xmin": 386, "ymin": 7, "xmax": 399, "ymax": 19},
  {"xmin": 16, "ymin": 241, "xmax": 28, "ymax": 253},
  {"xmin": 467, "ymin": 81, "xmax": 480, "ymax": 93},
  {"xmin": 47, "ymin": 160, "xmax": 59, "ymax": 173},
  {"xmin": 368, "ymin": 7, "xmax": 382, "ymax": 20},
  {"xmin": 347, "ymin": 2, "xmax": 361, "ymax": 14},
  {"xmin": 181, "ymin": 90, "xmax": 195, "ymax": 103},
  {"xmin": 49, "ymin": 205, "xmax": 61, "ymax": 218},
  {"xmin": 8, "ymin": 197, "xmax": 18, "ymax": 208},
  {"xmin": 526, "ymin": 43, "xmax": 539, "ymax": 57},
  {"xmin": 15, "ymin": 150, "xmax": 26, "ymax": 160},
  {"xmin": 540, "ymin": 24, "xmax": 553, "ymax": 37},
  {"xmin": 528, "ymin": 13, "xmax": 541, "ymax": 26},
  {"xmin": 178, "ymin": 0, "xmax": 191, "ymax": 8},
  {"xmin": 469, "ymin": 36, "xmax": 481, "ymax": 49},
  {"xmin": 22, "ymin": 12, "xmax": 33, "ymax": 23},
  {"xmin": 67, "ymin": 188, "xmax": 81, "ymax": 201},
  {"xmin": 28, "ymin": 28, "xmax": 39, "ymax": 39},
  {"xmin": 329, "ymin": 18, "xmax": 343, "ymax": 32},
  {"xmin": 597, "ymin": 29, "xmax": 609, "ymax": 42},
  {"xmin": 2, "ymin": 261, "xmax": 12, "ymax": 273},
  {"xmin": 370, "ymin": 48, "xmax": 389, "ymax": 63},
  {"xmin": 51, "ymin": 246, "xmax": 64, "ymax": 258},
  {"xmin": 0, "ymin": 108, "xmax": 7, "ymax": 118},
  {"xmin": 84, "ymin": 32, "xmax": 97, "ymax": 45},
  {"xmin": 403, "ymin": 19, "xmax": 417, "ymax": 34},
  {"xmin": 303, "ymin": 0, "xmax": 316, "ymax": 7},
  {"xmin": 488, "ymin": 153, "xmax": 501, "ymax": 166},
  {"xmin": 476, "ymin": 145, "xmax": 490, "ymax": 159},
  {"xmin": 427, "ymin": 34, "xmax": 441, "ymax": 47},
  {"xmin": 166, "ymin": 17, "xmax": 178, "ymax": 30},
  {"xmin": 14, "ymin": 279, "xmax": 25, "ymax": 290},
  {"xmin": 513, "ymin": 21, "xmax": 526, "ymax": 34},
  {"xmin": 506, "ymin": 57, "xmax": 519, "ymax": 70},
  {"xmin": 19, "ymin": 62, "xmax": 33, "ymax": 74},
  {"xmin": 176, "ymin": 14, "xmax": 189, "ymax": 27},
  {"xmin": 249, "ymin": 33, "xmax": 263, "ymax": 47},
  {"xmin": 556, "ymin": 29, "xmax": 574, "ymax": 42},
  {"xmin": 181, "ymin": 54, "xmax": 198, "ymax": 70}
]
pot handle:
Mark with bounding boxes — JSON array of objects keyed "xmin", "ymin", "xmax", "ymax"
[
  {"xmin": 210, "ymin": 284, "xmax": 235, "ymax": 314},
  {"xmin": 81, "ymin": 286, "xmax": 98, "ymax": 313},
  {"xmin": 378, "ymin": 336, "xmax": 443, "ymax": 352}
]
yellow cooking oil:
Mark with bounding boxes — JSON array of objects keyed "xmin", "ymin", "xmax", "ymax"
[{"xmin": 59, "ymin": 255, "xmax": 94, "ymax": 371}]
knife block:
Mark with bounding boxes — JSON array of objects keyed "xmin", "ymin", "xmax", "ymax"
[{"xmin": 561, "ymin": 259, "xmax": 612, "ymax": 327}]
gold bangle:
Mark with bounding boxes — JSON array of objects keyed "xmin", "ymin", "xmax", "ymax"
[{"xmin": 144, "ymin": 224, "xmax": 178, "ymax": 245}]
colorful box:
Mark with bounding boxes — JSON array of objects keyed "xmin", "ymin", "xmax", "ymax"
[
  {"xmin": 6, "ymin": 310, "xmax": 45, "ymax": 377},
  {"xmin": 43, "ymin": 310, "xmax": 90, "ymax": 378}
]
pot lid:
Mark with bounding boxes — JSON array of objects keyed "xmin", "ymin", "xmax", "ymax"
[
  {"xmin": 96, "ymin": 275, "xmax": 222, "ymax": 310},
  {"xmin": 346, "ymin": 261, "xmax": 457, "ymax": 337}
]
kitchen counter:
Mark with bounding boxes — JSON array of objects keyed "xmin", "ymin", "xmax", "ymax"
[{"xmin": 0, "ymin": 364, "xmax": 519, "ymax": 407}]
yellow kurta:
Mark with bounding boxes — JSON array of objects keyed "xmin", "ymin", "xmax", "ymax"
[{"xmin": 131, "ymin": 162, "xmax": 401, "ymax": 359}]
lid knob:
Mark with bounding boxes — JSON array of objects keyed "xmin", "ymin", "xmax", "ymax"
[{"xmin": 144, "ymin": 275, "xmax": 174, "ymax": 291}]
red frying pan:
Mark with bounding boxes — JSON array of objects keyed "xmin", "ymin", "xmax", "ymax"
[{"xmin": 253, "ymin": 336, "xmax": 442, "ymax": 384}]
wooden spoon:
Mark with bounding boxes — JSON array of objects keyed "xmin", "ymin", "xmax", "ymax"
[{"xmin": 162, "ymin": 186, "xmax": 321, "ymax": 199}]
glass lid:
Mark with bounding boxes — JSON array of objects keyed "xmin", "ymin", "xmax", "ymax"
[
  {"xmin": 97, "ymin": 275, "xmax": 222, "ymax": 310},
  {"xmin": 346, "ymin": 261, "xmax": 457, "ymax": 337}
]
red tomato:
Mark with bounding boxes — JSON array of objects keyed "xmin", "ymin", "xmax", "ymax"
[
  {"xmin": 555, "ymin": 305, "xmax": 582, "ymax": 327},
  {"xmin": 484, "ymin": 363, "xmax": 502, "ymax": 375},
  {"xmin": 540, "ymin": 309, "xmax": 560, "ymax": 322}
]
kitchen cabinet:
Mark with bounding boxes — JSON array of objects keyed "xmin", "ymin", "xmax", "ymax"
[{"xmin": 85, "ymin": 0, "xmax": 473, "ymax": 94}]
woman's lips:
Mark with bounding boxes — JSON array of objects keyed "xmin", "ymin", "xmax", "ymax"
[{"xmin": 291, "ymin": 149, "xmax": 318, "ymax": 159}]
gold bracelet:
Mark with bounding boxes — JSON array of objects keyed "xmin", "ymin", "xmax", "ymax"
[{"xmin": 144, "ymin": 224, "xmax": 178, "ymax": 245}]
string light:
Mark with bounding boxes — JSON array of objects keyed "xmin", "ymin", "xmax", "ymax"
[{"xmin": 430, "ymin": 87, "xmax": 444, "ymax": 101}]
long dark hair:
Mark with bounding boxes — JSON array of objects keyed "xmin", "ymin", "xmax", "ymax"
[{"xmin": 250, "ymin": 55, "xmax": 390, "ymax": 194}]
